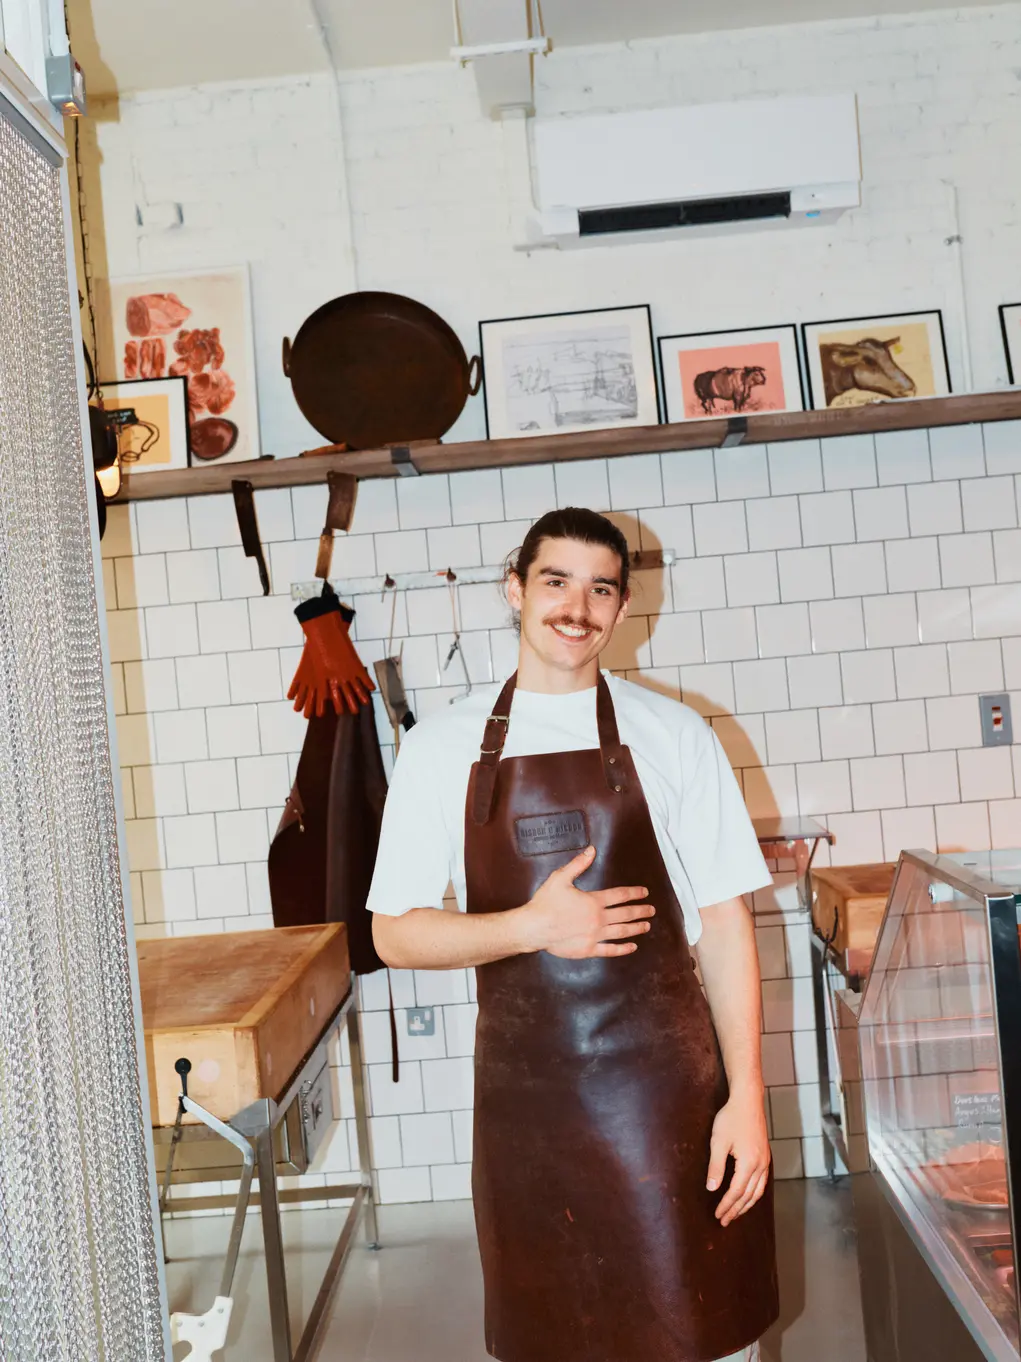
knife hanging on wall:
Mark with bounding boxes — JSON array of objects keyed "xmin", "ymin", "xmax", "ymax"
[
  {"xmin": 231, "ymin": 479, "xmax": 271, "ymax": 596},
  {"xmin": 315, "ymin": 471, "xmax": 358, "ymax": 580}
]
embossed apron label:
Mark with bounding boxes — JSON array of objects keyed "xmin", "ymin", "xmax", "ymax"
[{"xmin": 514, "ymin": 810, "xmax": 589, "ymax": 857}]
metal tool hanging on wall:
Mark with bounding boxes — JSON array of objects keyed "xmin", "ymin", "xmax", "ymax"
[
  {"xmin": 231, "ymin": 469, "xmax": 358, "ymax": 598},
  {"xmin": 314, "ymin": 470, "xmax": 358, "ymax": 579},
  {"xmin": 441, "ymin": 567, "xmax": 472, "ymax": 699},
  {"xmin": 231, "ymin": 479, "xmax": 271, "ymax": 596},
  {"xmin": 373, "ymin": 575, "xmax": 416, "ymax": 746}
]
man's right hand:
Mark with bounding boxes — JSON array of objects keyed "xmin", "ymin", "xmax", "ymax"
[{"xmin": 514, "ymin": 845, "xmax": 655, "ymax": 959}]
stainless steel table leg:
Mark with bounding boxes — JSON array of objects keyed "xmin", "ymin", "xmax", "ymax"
[
  {"xmin": 235, "ymin": 1098, "xmax": 293, "ymax": 1361},
  {"xmin": 347, "ymin": 1001, "xmax": 380, "ymax": 1250},
  {"xmin": 811, "ymin": 932, "xmax": 837, "ymax": 1180},
  {"xmin": 258, "ymin": 1122, "xmax": 292, "ymax": 1361}
]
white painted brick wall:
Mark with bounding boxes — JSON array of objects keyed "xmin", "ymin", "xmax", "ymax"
[{"xmin": 94, "ymin": 6, "xmax": 1021, "ymax": 1203}]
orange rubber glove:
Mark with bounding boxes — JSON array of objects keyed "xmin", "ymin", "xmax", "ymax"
[{"xmin": 288, "ymin": 588, "xmax": 375, "ymax": 718}]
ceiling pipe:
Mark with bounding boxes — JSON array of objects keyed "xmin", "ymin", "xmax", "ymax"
[{"xmin": 451, "ymin": 0, "xmax": 549, "ymax": 117}]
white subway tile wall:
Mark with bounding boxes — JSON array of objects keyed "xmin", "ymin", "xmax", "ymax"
[{"xmin": 95, "ymin": 5, "xmax": 1021, "ymax": 1201}]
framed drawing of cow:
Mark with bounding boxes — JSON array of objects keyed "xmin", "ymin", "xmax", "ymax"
[
  {"xmin": 801, "ymin": 310, "xmax": 950, "ymax": 410},
  {"xmin": 657, "ymin": 324, "xmax": 805, "ymax": 423},
  {"xmin": 479, "ymin": 304, "xmax": 660, "ymax": 440},
  {"xmin": 1000, "ymin": 304, "xmax": 1021, "ymax": 385}
]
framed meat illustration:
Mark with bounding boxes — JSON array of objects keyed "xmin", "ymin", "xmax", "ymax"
[
  {"xmin": 103, "ymin": 266, "xmax": 260, "ymax": 463},
  {"xmin": 1000, "ymin": 303, "xmax": 1021, "ymax": 385},
  {"xmin": 657, "ymin": 324, "xmax": 805, "ymax": 423},
  {"xmin": 802, "ymin": 310, "xmax": 950, "ymax": 410},
  {"xmin": 479, "ymin": 304, "xmax": 660, "ymax": 439}
]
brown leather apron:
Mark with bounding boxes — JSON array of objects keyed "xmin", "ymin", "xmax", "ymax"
[{"xmin": 465, "ymin": 674, "xmax": 779, "ymax": 1362}]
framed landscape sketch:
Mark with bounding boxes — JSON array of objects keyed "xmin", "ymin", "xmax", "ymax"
[
  {"xmin": 1000, "ymin": 304, "xmax": 1021, "ymax": 384},
  {"xmin": 802, "ymin": 310, "xmax": 950, "ymax": 410},
  {"xmin": 479, "ymin": 304, "xmax": 660, "ymax": 440},
  {"xmin": 104, "ymin": 266, "xmax": 260, "ymax": 463},
  {"xmin": 658, "ymin": 324, "xmax": 804, "ymax": 423},
  {"xmin": 101, "ymin": 377, "xmax": 189, "ymax": 473}
]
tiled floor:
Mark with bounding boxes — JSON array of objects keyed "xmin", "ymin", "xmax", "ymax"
[{"xmin": 166, "ymin": 1178, "xmax": 866, "ymax": 1361}]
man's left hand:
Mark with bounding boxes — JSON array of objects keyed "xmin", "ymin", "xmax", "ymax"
[{"xmin": 706, "ymin": 1088, "xmax": 771, "ymax": 1227}]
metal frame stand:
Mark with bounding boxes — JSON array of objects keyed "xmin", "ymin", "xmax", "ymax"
[
  {"xmin": 160, "ymin": 987, "xmax": 379, "ymax": 1362},
  {"xmin": 752, "ymin": 818, "xmax": 844, "ymax": 1181},
  {"xmin": 751, "ymin": 815, "xmax": 833, "ymax": 915},
  {"xmin": 811, "ymin": 929, "xmax": 853, "ymax": 1180}
]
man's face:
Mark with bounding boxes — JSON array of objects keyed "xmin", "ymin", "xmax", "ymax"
[{"xmin": 507, "ymin": 535, "xmax": 629, "ymax": 675}]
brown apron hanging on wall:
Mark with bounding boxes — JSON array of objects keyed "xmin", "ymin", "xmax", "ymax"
[
  {"xmin": 269, "ymin": 700, "xmax": 388, "ymax": 975},
  {"xmin": 465, "ymin": 673, "xmax": 779, "ymax": 1362}
]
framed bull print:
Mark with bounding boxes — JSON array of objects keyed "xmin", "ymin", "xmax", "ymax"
[
  {"xmin": 1000, "ymin": 303, "xmax": 1021, "ymax": 384},
  {"xmin": 658, "ymin": 324, "xmax": 805, "ymax": 423},
  {"xmin": 802, "ymin": 310, "xmax": 950, "ymax": 410},
  {"xmin": 479, "ymin": 304, "xmax": 660, "ymax": 440}
]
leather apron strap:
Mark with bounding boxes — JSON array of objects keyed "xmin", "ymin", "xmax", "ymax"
[
  {"xmin": 596, "ymin": 675, "xmax": 628, "ymax": 798},
  {"xmin": 471, "ymin": 672, "xmax": 627, "ymax": 826},
  {"xmin": 470, "ymin": 672, "xmax": 516, "ymax": 826}
]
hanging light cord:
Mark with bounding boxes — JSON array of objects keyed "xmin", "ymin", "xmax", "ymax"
[{"xmin": 65, "ymin": 0, "xmax": 100, "ymax": 400}]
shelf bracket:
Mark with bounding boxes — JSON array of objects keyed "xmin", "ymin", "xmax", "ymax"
[
  {"xmin": 390, "ymin": 445, "xmax": 421, "ymax": 477},
  {"xmin": 721, "ymin": 417, "xmax": 748, "ymax": 449}
]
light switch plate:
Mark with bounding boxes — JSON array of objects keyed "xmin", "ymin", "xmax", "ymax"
[
  {"xmin": 407, "ymin": 1006, "xmax": 435, "ymax": 1037},
  {"xmin": 979, "ymin": 693, "xmax": 1013, "ymax": 747}
]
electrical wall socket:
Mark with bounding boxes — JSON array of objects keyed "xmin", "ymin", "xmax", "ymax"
[
  {"xmin": 407, "ymin": 1006, "xmax": 435, "ymax": 1037},
  {"xmin": 979, "ymin": 693, "xmax": 1013, "ymax": 747}
]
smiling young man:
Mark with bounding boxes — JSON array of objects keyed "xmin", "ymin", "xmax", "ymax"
[{"xmin": 369, "ymin": 507, "xmax": 779, "ymax": 1362}]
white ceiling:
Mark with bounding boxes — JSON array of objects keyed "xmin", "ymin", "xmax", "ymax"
[{"xmin": 71, "ymin": 0, "xmax": 1000, "ymax": 99}]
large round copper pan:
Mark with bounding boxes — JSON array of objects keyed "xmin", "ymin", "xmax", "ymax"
[{"xmin": 283, "ymin": 291, "xmax": 481, "ymax": 449}]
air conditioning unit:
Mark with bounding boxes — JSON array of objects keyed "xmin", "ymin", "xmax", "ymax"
[{"xmin": 532, "ymin": 95, "xmax": 861, "ymax": 248}]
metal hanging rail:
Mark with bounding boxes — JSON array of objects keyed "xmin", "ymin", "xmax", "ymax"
[{"xmin": 290, "ymin": 548, "xmax": 678, "ymax": 601}]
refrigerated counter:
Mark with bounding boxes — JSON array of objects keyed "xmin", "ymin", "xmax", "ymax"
[{"xmin": 856, "ymin": 849, "xmax": 1021, "ymax": 1362}]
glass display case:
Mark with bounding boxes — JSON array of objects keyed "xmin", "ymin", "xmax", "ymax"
[{"xmin": 858, "ymin": 849, "xmax": 1021, "ymax": 1362}]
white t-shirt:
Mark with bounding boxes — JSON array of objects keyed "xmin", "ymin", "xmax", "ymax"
[{"xmin": 366, "ymin": 672, "xmax": 772, "ymax": 945}]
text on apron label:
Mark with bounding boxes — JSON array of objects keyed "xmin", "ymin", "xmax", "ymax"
[{"xmin": 514, "ymin": 810, "xmax": 589, "ymax": 858}]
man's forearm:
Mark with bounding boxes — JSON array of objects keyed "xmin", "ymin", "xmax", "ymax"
[
  {"xmin": 373, "ymin": 905, "xmax": 531, "ymax": 970},
  {"xmin": 695, "ymin": 896, "xmax": 765, "ymax": 1095}
]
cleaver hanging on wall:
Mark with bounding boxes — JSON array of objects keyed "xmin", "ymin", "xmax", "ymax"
[{"xmin": 283, "ymin": 291, "xmax": 481, "ymax": 451}]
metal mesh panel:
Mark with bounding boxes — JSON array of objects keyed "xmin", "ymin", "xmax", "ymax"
[{"xmin": 0, "ymin": 112, "xmax": 166, "ymax": 1360}]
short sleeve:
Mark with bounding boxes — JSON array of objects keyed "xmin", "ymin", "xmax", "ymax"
[
  {"xmin": 366, "ymin": 726, "xmax": 454, "ymax": 916},
  {"xmin": 671, "ymin": 721, "xmax": 772, "ymax": 909}
]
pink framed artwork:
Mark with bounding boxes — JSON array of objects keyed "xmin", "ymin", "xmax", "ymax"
[{"xmin": 657, "ymin": 324, "xmax": 805, "ymax": 423}]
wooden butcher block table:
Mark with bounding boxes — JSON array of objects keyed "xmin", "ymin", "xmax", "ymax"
[
  {"xmin": 138, "ymin": 923, "xmax": 350, "ymax": 1127},
  {"xmin": 139, "ymin": 922, "xmax": 378, "ymax": 1362}
]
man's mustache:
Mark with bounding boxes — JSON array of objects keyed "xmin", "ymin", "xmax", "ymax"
[{"xmin": 542, "ymin": 613, "xmax": 600, "ymax": 631}]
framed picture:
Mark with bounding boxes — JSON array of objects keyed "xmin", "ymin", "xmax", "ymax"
[
  {"xmin": 1000, "ymin": 304, "xmax": 1021, "ymax": 385},
  {"xmin": 479, "ymin": 304, "xmax": 660, "ymax": 440},
  {"xmin": 657, "ymin": 324, "xmax": 805, "ymax": 423},
  {"xmin": 103, "ymin": 266, "xmax": 260, "ymax": 463},
  {"xmin": 101, "ymin": 377, "xmax": 190, "ymax": 474},
  {"xmin": 801, "ymin": 310, "xmax": 950, "ymax": 410}
]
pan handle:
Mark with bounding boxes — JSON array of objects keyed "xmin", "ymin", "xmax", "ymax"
[
  {"xmin": 467, "ymin": 354, "xmax": 483, "ymax": 397},
  {"xmin": 282, "ymin": 337, "xmax": 292, "ymax": 378}
]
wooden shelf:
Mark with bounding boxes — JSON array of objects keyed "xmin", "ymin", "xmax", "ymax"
[{"xmin": 112, "ymin": 390, "xmax": 1021, "ymax": 503}]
